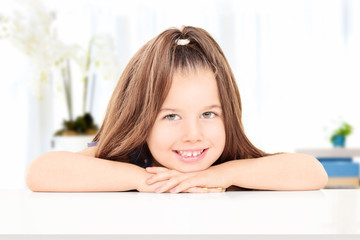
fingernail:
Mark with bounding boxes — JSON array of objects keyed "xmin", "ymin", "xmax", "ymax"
[
  {"xmin": 170, "ymin": 188, "xmax": 176, "ymax": 192},
  {"xmin": 147, "ymin": 177, "xmax": 153, "ymax": 183},
  {"xmin": 155, "ymin": 187, "xmax": 161, "ymax": 192}
]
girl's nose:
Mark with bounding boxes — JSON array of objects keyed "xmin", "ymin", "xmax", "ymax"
[{"xmin": 181, "ymin": 119, "xmax": 203, "ymax": 143}]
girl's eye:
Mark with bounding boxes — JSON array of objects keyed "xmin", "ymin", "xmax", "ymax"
[
  {"xmin": 201, "ymin": 112, "xmax": 216, "ymax": 119},
  {"xmin": 165, "ymin": 114, "xmax": 180, "ymax": 121}
]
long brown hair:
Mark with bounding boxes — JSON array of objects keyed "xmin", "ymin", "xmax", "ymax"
[{"xmin": 93, "ymin": 26, "xmax": 268, "ymax": 164}]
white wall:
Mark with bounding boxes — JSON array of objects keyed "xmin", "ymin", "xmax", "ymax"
[{"xmin": 1, "ymin": 0, "xmax": 360, "ymax": 188}]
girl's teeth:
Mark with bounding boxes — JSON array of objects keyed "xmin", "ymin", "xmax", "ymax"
[{"xmin": 178, "ymin": 150, "xmax": 204, "ymax": 157}]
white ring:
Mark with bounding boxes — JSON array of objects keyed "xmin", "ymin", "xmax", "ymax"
[{"xmin": 176, "ymin": 39, "xmax": 190, "ymax": 46}]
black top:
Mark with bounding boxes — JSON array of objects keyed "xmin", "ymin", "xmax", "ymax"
[{"xmin": 88, "ymin": 141, "xmax": 152, "ymax": 168}]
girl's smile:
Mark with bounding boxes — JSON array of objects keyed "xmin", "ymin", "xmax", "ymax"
[
  {"xmin": 146, "ymin": 67, "xmax": 226, "ymax": 173},
  {"xmin": 173, "ymin": 148, "xmax": 209, "ymax": 163}
]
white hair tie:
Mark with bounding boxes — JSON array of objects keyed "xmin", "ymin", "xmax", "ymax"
[{"xmin": 176, "ymin": 38, "xmax": 190, "ymax": 46}]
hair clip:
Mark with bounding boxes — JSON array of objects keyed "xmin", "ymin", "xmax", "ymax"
[{"xmin": 176, "ymin": 38, "xmax": 190, "ymax": 46}]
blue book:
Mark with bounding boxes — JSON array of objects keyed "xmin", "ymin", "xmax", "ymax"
[
  {"xmin": 321, "ymin": 162, "xmax": 359, "ymax": 177},
  {"xmin": 317, "ymin": 157, "xmax": 353, "ymax": 162}
]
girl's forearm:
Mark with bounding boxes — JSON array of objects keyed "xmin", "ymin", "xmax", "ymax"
[
  {"xmin": 25, "ymin": 151, "xmax": 147, "ymax": 192},
  {"xmin": 219, "ymin": 153, "xmax": 328, "ymax": 191}
]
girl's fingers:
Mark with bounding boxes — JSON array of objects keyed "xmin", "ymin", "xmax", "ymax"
[
  {"xmin": 184, "ymin": 187, "xmax": 226, "ymax": 193},
  {"xmin": 154, "ymin": 178, "xmax": 182, "ymax": 193},
  {"xmin": 145, "ymin": 167, "xmax": 171, "ymax": 185},
  {"xmin": 170, "ymin": 176, "xmax": 200, "ymax": 193},
  {"xmin": 205, "ymin": 187, "xmax": 226, "ymax": 193},
  {"xmin": 145, "ymin": 167, "xmax": 169, "ymax": 173},
  {"xmin": 170, "ymin": 177, "xmax": 225, "ymax": 193},
  {"xmin": 146, "ymin": 169, "xmax": 180, "ymax": 185},
  {"xmin": 146, "ymin": 169, "xmax": 226, "ymax": 193}
]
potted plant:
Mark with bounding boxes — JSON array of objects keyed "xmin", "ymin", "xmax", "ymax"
[
  {"xmin": 330, "ymin": 122, "xmax": 353, "ymax": 148},
  {"xmin": 1, "ymin": 1, "xmax": 119, "ymax": 151}
]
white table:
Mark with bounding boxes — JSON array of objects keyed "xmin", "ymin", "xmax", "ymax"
[{"xmin": 0, "ymin": 189, "xmax": 359, "ymax": 239}]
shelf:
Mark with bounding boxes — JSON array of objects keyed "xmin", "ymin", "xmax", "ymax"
[{"xmin": 295, "ymin": 148, "xmax": 360, "ymax": 157}]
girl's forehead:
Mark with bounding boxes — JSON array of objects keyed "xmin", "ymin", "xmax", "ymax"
[
  {"xmin": 171, "ymin": 67, "xmax": 215, "ymax": 84},
  {"xmin": 162, "ymin": 68, "xmax": 221, "ymax": 109},
  {"xmin": 172, "ymin": 66, "xmax": 213, "ymax": 78}
]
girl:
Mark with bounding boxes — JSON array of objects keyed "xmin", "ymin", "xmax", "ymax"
[{"xmin": 26, "ymin": 26, "xmax": 328, "ymax": 193}]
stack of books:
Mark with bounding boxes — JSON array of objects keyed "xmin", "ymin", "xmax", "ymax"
[{"xmin": 296, "ymin": 148, "xmax": 360, "ymax": 189}]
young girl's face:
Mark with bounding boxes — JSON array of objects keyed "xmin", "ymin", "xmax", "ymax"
[{"xmin": 147, "ymin": 68, "xmax": 226, "ymax": 173}]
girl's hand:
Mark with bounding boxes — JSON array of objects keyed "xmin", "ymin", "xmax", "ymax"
[
  {"xmin": 136, "ymin": 170, "xmax": 166, "ymax": 193},
  {"xmin": 136, "ymin": 168, "xmax": 192, "ymax": 193},
  {"xmin": 144, "ymin": 166, "xmax": 230, "ymax": 193},
  {"xmin": 136, "ymin": 168, "xmax": 201, "ymax": 193}
]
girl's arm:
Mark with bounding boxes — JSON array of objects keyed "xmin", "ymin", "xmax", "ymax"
[
  {"xmin": 221, "ymin": 153, "xmax": 328, "ymax": 191},
  {"xmin": 25, "ymin": 148, "xmax": 151, "ymax": 192},
  {"xmin": 145, "ymin": 153, "xmax": 328, "ymax": 192}
]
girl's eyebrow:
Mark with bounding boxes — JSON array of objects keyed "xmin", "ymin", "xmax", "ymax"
[{"xmin": 160, "ymin": 104, "xmax": 222, "ymax": 112}]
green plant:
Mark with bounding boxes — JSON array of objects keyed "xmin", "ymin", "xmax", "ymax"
[
  {"xmin": 330, "ymin": 122, "xmax": 353, "ymax": 143},
  {"xmin": 54, "ymin": 113, "xmax": 98, "ymax": 136}
]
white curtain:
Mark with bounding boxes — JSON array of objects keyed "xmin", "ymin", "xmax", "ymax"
[{"xmin": 1, "ymin": 0, "xmax": 359, "ymax": 189}]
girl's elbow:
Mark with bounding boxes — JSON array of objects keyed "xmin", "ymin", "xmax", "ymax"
[
  {"xmin": 25, "ymin": 156, "xmax": 44, "ymax": 192},
  {"xmin": 316, "ymin": 165, "xmax": 328, "ymax": 190},
  {"xmin": 307, "ymin": 155, "xmax": 328, "ymax": 190},
  {"xmin": 290, "ymin": 154, "xmax": 328, "ymax": 190},
  {"xmin": 25, "ymin": 174, "xmax": 39, "ymax": 192},
  {"xmin": 25, "ymin": 164, "xmax": 39, "ymax": 192},
  {"xmin": 25, "ymin": 151, "xmax": 59, "ymax": 192}
]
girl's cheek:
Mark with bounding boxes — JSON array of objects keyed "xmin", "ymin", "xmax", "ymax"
[
  {"xmin": 206, "ymin": 120, "xmax": 225, "ymax": 136},
  {"xmin": 161, "ymin": 124, "xmax": 181, "ymax": 139}
]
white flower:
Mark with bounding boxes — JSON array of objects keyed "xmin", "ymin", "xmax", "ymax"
[
  {"xmin": 1, "ymin": 0, "xmax": 120, "ymax": 120},
  {"xmin": 91, "ymin": 35, "xmax": 120, "ymax": 81},
  {"xmin": 0, "ymin": 0, "xmax": 63, "ymax": 98}
]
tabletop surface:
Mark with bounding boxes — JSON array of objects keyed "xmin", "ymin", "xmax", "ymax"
[{"xmin": 1, "ymin": 189, "xmax": 359, "ymax": 235}]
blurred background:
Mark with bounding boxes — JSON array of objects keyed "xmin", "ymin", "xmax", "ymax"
[{"xmin": 1, "ymin": 0, "xmax": 360, "ymax": 189}]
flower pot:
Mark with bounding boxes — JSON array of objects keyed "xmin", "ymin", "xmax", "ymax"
[
  {"xmin": 332, "ymin": 134, "xmax": 346, "ymax": 148},
  {"xmin": 52, "ymin": 135, "xmax": 95, "ymax": 152}
]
